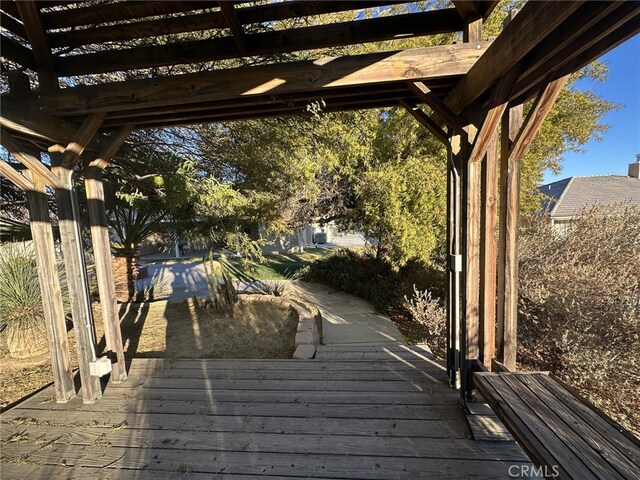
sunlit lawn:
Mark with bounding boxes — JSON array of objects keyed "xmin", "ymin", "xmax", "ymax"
[{"xmin": 225, "ymin": 248, "xmax": 334, "ymax": 281}]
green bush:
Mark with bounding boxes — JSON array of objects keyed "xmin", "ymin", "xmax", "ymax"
[
  {"xmin": 304, "ymin": 248, "xmax": 445, "ymax": 312},
  {"xmin": 0, "ymin": 242, "xmax": 49, "ymax": 359}
]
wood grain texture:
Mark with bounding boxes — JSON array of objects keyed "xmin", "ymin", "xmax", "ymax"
[
  {"xmin": 475, "ymin": 372, "xmax": 640, "ymax": 480},
  {"xmin": 1, "ymin": 357, "xmax": 534, "ymax": 479},
  {"xmin": 0, "ymin": 159, "xmax": 33, "ymax": 191},
  {"xmin": 496, "ymin": 103, "xmax": 523, "ymax": 370},
  {"xmin": 401, "ymin": 100, "xmax": 449, "ymax": 145},
  {"xmin": 479, "ymin": 133, "xmax": 498, "ymax": 367},
  {"xmin": 18, "ymin": 43, "xmax": 488, "ymax": 117},
  {"xmin": 84, "ymin": 165, "xmax": 127, "ymax": 382},
  {"xmin": 445, "ymin": 1, "xmax": 582, "ymax": 114},
  {"xmin": 0, "ymin": 128, "xmax": 63, "ymax": 189},
  {"xmin": 52, "ymin": 165, "xmax": 101, "ymax": 404},
  {"xmin": 53, "ymin": 10, "xmax": 464, "ymax": 76},
  {"xmin": 47, "ymin": 1, "xmax": 412, "ymax": 48},
  {"xmin": 24, "ymin": 169, "xmax": 76, "ymax": 403}
]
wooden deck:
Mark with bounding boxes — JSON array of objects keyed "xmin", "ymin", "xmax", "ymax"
[{"xmin": 1, "ymin": 345, "xmax": 535, "ymax": 479}]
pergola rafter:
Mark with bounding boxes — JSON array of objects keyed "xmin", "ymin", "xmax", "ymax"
[{"xmin": 1, "ymin": 0, "xmax": 638, "ymax": 413}]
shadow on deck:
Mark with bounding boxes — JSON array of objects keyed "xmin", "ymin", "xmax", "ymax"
[{"xmin": 1, "ymin": 345, "xmax": 535, "ymax": 479}]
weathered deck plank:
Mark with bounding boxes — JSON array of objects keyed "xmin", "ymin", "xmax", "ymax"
[{"xmin": 2, "ymin": 356, "xmax": 534, "ymax": 479}]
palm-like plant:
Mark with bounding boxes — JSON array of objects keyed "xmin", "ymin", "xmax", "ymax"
[
  {"xmin": 108, "ymin": 202, "xmax": 168, "ymax": 302},
  {"xmin": 0, "ymin": 242, "xmax": 50, "ymax": 358}
]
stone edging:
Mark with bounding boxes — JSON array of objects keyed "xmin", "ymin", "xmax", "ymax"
[{"xmin": 238, "ymin": 294, "xmax": 320, "ymax": 359}]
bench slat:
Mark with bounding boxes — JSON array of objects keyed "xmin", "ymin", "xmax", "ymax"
[
  {"xmin": 475, "ymin": 372, "xmax": 640, "ymax": 480},
  {"xmin": 475, "ymin": 375, "xmax": 576, "ymax": 479},
  {"xmin": 523, "ymin": 375, "xmax": 640, "ymax": 480},
  {"xmin": 501, "ymin": 374, "xmax": 625, "ymax": 480},
  {"xmin": 537, "ymin": 374, "xmax": 640, "ymax": 462}
]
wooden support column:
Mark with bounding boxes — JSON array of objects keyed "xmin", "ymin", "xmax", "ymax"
[
  {"xmin": 84, "ymin": 126, "xmax": 133, "ymax": 383},
  {"xmin": 2, "ymin": 70, "xmax": 75, "ymax": 401},
  {"xmin": 496, "ymin": 104, "xmax": 523, "ymax": 371},
  {"xmin": 460, "ymin": 17, "xmax": 482, "ymax": 397},
  {"xmin": 447, "ymin": 133, "xmax": 463, "ymax": 388},
  {"xmin": 462, "ymin": 121, "xmax": 481, "ymax": 390},
  {"xmin": 496, "ymin": 76, "xmax": 568, "ymax": 370},
  {"xmin": 25, "ymin": 168, "xmax": 76, "ymax": 402},
  {"xmin": 52, "ymin": 163, "xmax": 102, "ymax": 403},
  {"xmin": 479, "ymin": 134, "xmax": 499, "ymax": 367},
  {"xmin": 51, "ymin": 113, "xmax": 106, "ymax": 403}
]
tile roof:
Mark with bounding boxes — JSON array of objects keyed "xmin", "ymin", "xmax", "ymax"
[{"xmin": 538, "ymin": 175, "xmax": 640, "ymax": 218}]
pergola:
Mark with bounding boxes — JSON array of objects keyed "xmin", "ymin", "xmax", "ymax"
[{"xmin": 0, "ymin": 0, "xmax": 638, "ymax": 410}]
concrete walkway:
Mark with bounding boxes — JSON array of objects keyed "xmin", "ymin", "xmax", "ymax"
[
  {"xmin": 288, "ymin": 281, "xmax": 405, "ymax": 345},
  {"xmin": 137, "ymin": 260, "xmax": 405, "ymax": 345}
]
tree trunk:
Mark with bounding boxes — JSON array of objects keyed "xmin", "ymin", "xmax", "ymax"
[{"xmin": 112, "ymin": 253, "xmax": 137, "ymax": 302}]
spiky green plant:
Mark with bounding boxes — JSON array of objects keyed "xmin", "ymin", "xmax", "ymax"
[
  {"xmin": 0, "ymin": 242, "xmax": 49, "ymax": 359},
  {"xmin": 203, "ymin": 253, "xmax": 238, "ymax": 314}
]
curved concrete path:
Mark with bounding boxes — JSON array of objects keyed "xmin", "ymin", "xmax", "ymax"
[{"xmin": 288, "ymin": 281, "xmax": 405, "ymax": 345}]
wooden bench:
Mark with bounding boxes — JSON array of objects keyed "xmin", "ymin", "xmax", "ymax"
[{"xmin": 474, "ymin": 371, "xmax": 640, "ymax": 480}]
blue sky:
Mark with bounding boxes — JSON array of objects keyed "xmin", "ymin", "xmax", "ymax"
[{"xmin": 542, "ymin": 34, "xmax": 640, "ymax": 184}]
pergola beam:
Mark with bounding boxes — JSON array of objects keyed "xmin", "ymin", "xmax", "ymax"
[
  {"xmin": 0, "ymin": 128, "xmax": 64, "ymax": 189},
  {"xmin": 0, "ymin": 34, "xmax": 38, "ymax": 69},
  {"xmin": 445, "ymin": 1, "xmax": 583, "ymax": 114},
  {"xmin": 0, "ymin": 160, "xmax": 34, "ymax": 192},
  {"xmin": 407, "ymin": 81, "xmax": 465, "ymax": 134},
  {"xmin": 15, "ymin": 0, "xmax": 53, "ymax": 69},
  {"xmin": 41, "ymin": 1, "xmax": 212, "ymax": 30},
  {"xmin": 218, "ymin": 1, "xmax": 247, "ymax": 55},
  {"xmin": 59, "ymin": 113, "xmax": 106, "ymax": 168},
  {"xmin": 0, "ymin": 11, "xmax": 28, "ymax": 41},
  {"xmin": 53, "ymin": 10, "xmax": 465, "ymax": 76},
  {"xmin": 511, "ymin": 2, "xmax": 640, "ymax": 103},
  {"xmin": 0, "ymin": 96, "xmax": 108, "ymax": 151},
  {"xmin": 47, "ymin": 1, "xmax": 409, "ymax": 49},
  {"xmin": 13, "ymin": 43, "xmax": 488, "ymax": 117},
  {"xmin": 400, "ymin": 101, "xmax": 449, "ymax": 146}
]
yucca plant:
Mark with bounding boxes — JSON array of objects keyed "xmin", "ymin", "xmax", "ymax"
[
  {"xmin": 203, "ymin": 253, "xmax": 238, "ymax": 314},
  {"xmin": 0, "ymin": 242, "xmax": 50, "ymax": 359}
]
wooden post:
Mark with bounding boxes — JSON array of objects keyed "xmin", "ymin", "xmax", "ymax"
[
  {"xmin": 496, "ymin": 103, "xmax": 523, "ymax": 371},
  {"xmin": 496, "ymin": 76, "xmax": 568, "ymax": 371},
  {"xmin": 52, "ymin": 163, "xmax": 102, "ymax": 403},
  {"xmin": 84, "ymin": 126, "xmax": 133, "ymax": 383},
  {"xmin": 459, "ymin": 17, "xmax": 483, "ymax": 397},
  {"xmin": 479, "ymin": 134, "xmax": 499, "ymax": 367},
  {"xmin": 24, "ymin": 168, "xmax": 76, "ymax": 402},
  {"xmin": 447, "ymin": 134, "xmax": 463, "ymax": 388},
  {"xmin": 463, "ymin": 129, "xmax": 481, "ymax": 381},
  {"xmin": 4, "ymin": 71, "xmax": 75, "ymax": 401}
]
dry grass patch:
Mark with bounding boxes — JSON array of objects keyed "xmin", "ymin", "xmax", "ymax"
[
  {"xmin": 1, "ymin": 298, "xmax": 296, "ymax": 408},
  {"xmin": 119, "ymin": 298, "xmax": 297, "ymax": 359}
]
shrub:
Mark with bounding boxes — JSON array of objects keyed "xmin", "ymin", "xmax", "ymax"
[
  {"xmin": 402, "ymin": 285, "xmax": 446, "ymax": 357},
  {"xmin": 0, "ymin": 242, "xmax": 49, "ymax": 359},
  {"xmin": 304, "ymin": 248, "xmax": 444, "ymax": 312},
  {"xmin": 518, "ymin": 205, "xmax": 640, "ymax": 435}
]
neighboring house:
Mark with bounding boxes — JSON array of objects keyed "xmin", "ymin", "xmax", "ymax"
[{"xmin": 538, "ymin": 155, "xmax": 640, "ymax": 233}]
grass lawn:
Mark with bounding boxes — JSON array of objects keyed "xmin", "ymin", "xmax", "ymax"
[{"xmin": 226, "ymin": 248, "xmax": 334, "ymax": 281}]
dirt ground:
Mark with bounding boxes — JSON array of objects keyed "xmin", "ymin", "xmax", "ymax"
[{"xmin": 0, "ymin": 298, "xmax": 296, "ymax": 409}]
